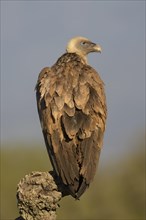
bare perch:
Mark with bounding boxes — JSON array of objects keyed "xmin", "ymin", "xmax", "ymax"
[{"xmin": 16, "ymin": 171, "xmax": 69, "ymax": 220}]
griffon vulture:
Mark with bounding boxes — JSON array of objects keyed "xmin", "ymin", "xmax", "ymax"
[{"xmin": 35, "ymin": 36, "xmax": 107, "ymax": 199}]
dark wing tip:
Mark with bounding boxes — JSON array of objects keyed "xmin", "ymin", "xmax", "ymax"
[
  {"xmin": 67, "ymin": 177, "xmax": 89, "ymax": 199},
  {"xmin": 75, "ymin": 179, "xmax": 89, "ymax": 199}
]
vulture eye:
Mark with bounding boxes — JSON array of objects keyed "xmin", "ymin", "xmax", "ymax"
[{"xmin": 80, "ymin": 41, "xmax": 88, "ymax": 46}]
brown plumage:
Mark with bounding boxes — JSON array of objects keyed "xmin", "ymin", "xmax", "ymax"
[{"xmin": 36, "ymin": 36, "xmax": 107, "ymax": 199}]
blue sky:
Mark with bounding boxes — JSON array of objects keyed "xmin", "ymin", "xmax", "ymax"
[{"xmin": 1, "ymin": 1, "xmax": 145, "ymax": 161}]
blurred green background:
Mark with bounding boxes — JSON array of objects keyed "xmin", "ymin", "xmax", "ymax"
[{"xmin": 1, "ymin": 133, "xmax": 145, "ymax": 220}]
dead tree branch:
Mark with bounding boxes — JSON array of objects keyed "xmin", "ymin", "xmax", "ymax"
[{"xmin": 16, "ymin": 171, "xmax": 69, "ymax": 220}]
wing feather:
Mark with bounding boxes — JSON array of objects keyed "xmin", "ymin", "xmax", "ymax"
[{"xmin": 36, "ymin": 53, "xmax": 107, "ymax": 198}]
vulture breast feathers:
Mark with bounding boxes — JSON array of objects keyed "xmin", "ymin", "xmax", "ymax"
[{"xmin": 36, "ymin": 36, "xmax": 107, "ymax": 199}]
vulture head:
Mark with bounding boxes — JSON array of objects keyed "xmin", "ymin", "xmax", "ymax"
[{"xmin": 66, "ymin": 36, "xmax": 102, "ymax": 63}]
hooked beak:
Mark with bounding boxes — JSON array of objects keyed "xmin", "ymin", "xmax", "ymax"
[{"xmin": 93, "ymin": 44, "xmax": 102, "ymax": 53}]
